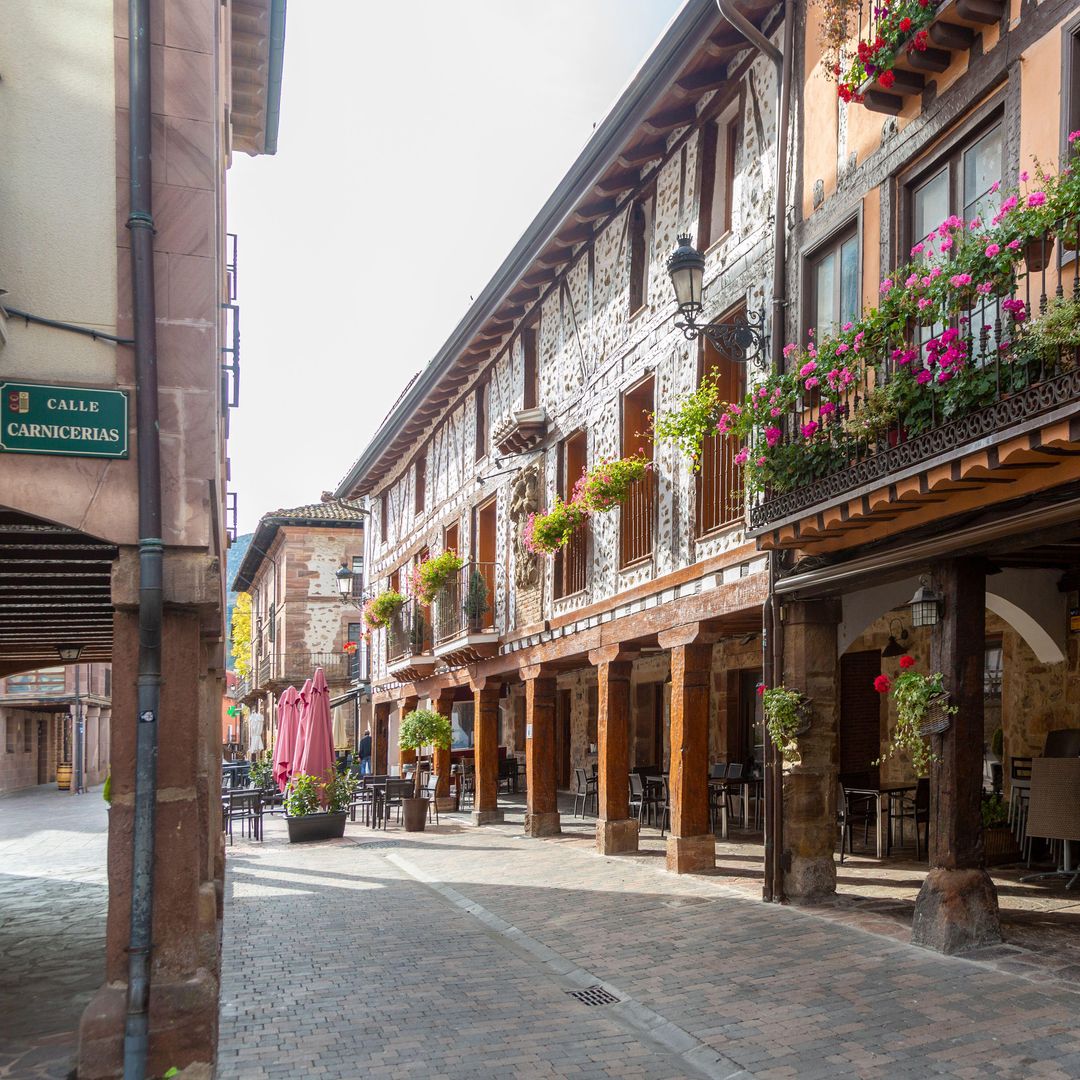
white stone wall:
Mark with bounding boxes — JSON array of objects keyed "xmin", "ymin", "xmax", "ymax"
[{"xmin": 364, "ymin": 32, "xmax": 789, "ymax": 687}]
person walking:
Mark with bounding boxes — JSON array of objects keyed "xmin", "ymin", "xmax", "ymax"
[{"xmin": 358, "ymin": 728, "xmax": 372, "ymax": 775}]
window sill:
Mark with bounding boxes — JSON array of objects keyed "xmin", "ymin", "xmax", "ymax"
[
  {"xmin": 618, "ymin": 554, "xmax": 654, "ymax": 573},
  {"xmin": 704, "ymin": 231, "xmax": 733, "ymax": 259}
]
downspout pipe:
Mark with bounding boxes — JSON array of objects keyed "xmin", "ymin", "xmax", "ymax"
[
  {"xmin": 715, "ymin": 0, "xmax": 795, "ymax": 902},
  {"xmin": 123, "ymin": 0, "xmax": 164, "ymax": 1076}
]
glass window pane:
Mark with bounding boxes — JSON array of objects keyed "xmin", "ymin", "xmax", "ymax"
[
  {"xmin": 963, "ymin": 124, "xmax": 1002, "ymax": 223},
  {"xmin": 913, "ymin": 168, "xmax": 949, "ymax": 248},
  {"xmin": 814, "ymin": 250, "xmax": 835, "ymax": 335},
  {"xmin": 839, "ymin": 235, "xmax": 860, "ymax": 327}
]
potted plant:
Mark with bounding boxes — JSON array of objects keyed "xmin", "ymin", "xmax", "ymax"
[
  {"xmin": 575, "ymin": 455, "xmax": 650, "ymax": 513},
  {"xmin": 362, "ymin": 589, "xmax": 406, "ymax": 632},
  {"xmin": 981, "ymin": 793, "xmax": 1020, "ymax": 865},
  {"xmin": 398, "ymin": 708, "xmax": 453, "ymax": 832},
  {"xmin": 284, "ymin": 769, "xmax": 357, "ymax": 843},
  {"xmin": 522, "ymin": 498, "xmax": 588, "ymax": 556},
  {"xmin": 759, "ymin": 684, "xmax": 812, "ymax": 764},
  {"xmin": 873, "ymin": 656, "xmax": 956, "ymax": 776},
  {"xmin": 249, "ymin": 757, "xmax": 273, "ymax": 790},
  {"xmin": 412, "ymin": 550, "xmax": 463, "ymax": 605},
  {"xmin": 465, "ymin": 569, "xmax": 489, "ymax": 631}
]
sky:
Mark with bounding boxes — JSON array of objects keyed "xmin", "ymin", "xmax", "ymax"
[{"xmin": 227, "ymin": 0, "xmax": 684, "ymax": 534}]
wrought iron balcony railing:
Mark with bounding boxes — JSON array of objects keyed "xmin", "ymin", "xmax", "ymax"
[
  {"xmin": 750, "ymin": 227, "xmax": 1080, "ymax": 531},
  {"xmin": 554, "ymin": 518, "xmax": 588, "ymax": 599},
  {"xmin": 386, "ymin": 599, "xmax": 433, "ymax": 665},
  {"xmin": 252, "ymin": 650, "xmax": 352, "ymax": 687},
  {"xmin": 620, "ymin": 471, "xmax": 655, "ymax": 567},
  {"xmin": 434, "ymin": 561, "xmax": 499, "ymax": 645}
]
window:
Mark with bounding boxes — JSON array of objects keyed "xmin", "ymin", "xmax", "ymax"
[
  {"xmin": 348, "ymin": 622, "xmax": 365, "ymax": 681},
  {"xmin": 350, "ymin": 555, "xmax": 364, "ymax": 598},
  {"xmin": 984, "ymin": 638, "xmax": 1003, "ymax": 699},
  {"xmin": 474, "ymin": 383, "xmax": 487, "ymax": 461},
  {"xmin": 444, "ymin": 521, "xmax": 460, "ymax": 558},
  {"xmin": 554, "ymin": 431, "xmax": 588, "ymax": 598},
  {"xmin": 696, "ymin": 312, "xmax": 746, "ymax": 535},
  {"xmin": 5, "ymin": 668, "xmax": 65, "ymax": 694},
  {"xmin": 23, "ymin": 719, "xmax": 31, "ymax": 752},
  {"xmin": 905, "ymin": 115, "xmax": 1003, "ymax": 356},
  {"xmin": 620, "ymin": 375, "xmax": 655, "ymax": 567},
  {"xmin": 380, "ymin": 492, "xmax": 388, "ymax": 543},
  {"xmin": 1067, "ymin": 20, "xmax": 1080, "ymax": 154},
  {"xmin": 522, "ymin": 327, "xmax": 539, "ymax": 410},
  {"xmin": 807, "ymin": 225, "xmax": 860, "ymax": 338},
  {"xmin": 699, "ymin": 107, "xmax": 739, "ymax": 249},
  {"xmin": 451, "ymin": 700, "xmax": 475, "ymax": 749},
  {"xmin": 628, "ymin": 192, "xmax": 654, "ymax": 314},
  {"xmin": 5, "ymin": 720, "xmax": 12, "ymax": 753},
  {"xmin": 414, "ymin": 454, "xmax": 426, "ymax": 515}
]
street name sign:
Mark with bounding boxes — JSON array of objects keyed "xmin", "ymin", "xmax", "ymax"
[{"xmin": 1, "ymin": 381, "xmax": 129, "ymax": 459}]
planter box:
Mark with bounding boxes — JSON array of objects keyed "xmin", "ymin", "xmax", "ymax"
[
  {"xmin": 983, "ymin": 824, "xmax": 1020, "ymax": 866},
  {"xmin": 402, "ymin": 797, "xmax": 429, "ymax": 832},
  {"xmin": 286, "ymin": 811, "xmax": 347, "ymax": 844}
]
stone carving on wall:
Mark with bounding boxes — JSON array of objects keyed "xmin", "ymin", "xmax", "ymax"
[{"xmin": 510, "ymin": 464, "xmax": 541, "ymax": 591}]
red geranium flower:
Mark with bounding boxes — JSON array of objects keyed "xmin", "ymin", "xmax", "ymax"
[
  {"xmin": 873, "ymin": 674, "xmax": 893, "ymax": 694},
  {"xmin": 756, "ymin": 683, "xmax": 766, "ymax": 697},
  {"xmin": 879, "ymin": 70, "xmax": 895, "ymax": 89},
  {"xmin": 899, "ymin": 16, "xmax": 912, "ymax": 32},
  {"xmin": 899, "ymin": 655, "xmax": 916, "ymax": 669}
]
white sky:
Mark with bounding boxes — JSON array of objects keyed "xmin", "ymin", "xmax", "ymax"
[{"xmin": 227, "ymin": 0, "xmax": 683, "ymax": 533}]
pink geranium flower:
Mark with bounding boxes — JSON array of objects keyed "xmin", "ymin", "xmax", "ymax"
[
  {"xmin": 799, "ymin": 360, "xmax": 817, "ymax": 377},
  {"xmin": 880, "ymin": 278, "xmax": 894, "ymax": 294},
  {"xmin": 801, "ymin": 421, "xmax": 819, "ymax": 439},
  {"xmin": 819, "ymin": 401, "xmax": 837, "ymax": 415},
  {"xmin": 764, "ymin": 426, "xmax": 782, "ymax": 447},
  {"xmin": 805, "ymin": 376, "xmax": 820, "ymax": 389},
  {"xmin": 985, "ymin": 243, "xmax": 1000, "ymax": 257},
  {"xmin": 939, "ymin": 236, "xmax": 953, "ymax": 251},
  {"xmin": 734, "ymin": 447, "xmax": 749, "ymax": 465},
  {"xmin": 910, "ymin": 242, "xmax": 924, "ymax": 256},
  {"xmin": 917, "ymin": 297, "xmax": 932, "ymax": 310},
  {"xmin": 905, "ymin": 273, "xmax": 920, "ymax": 288},
  {"xmin": 1027, "ymin": 191, "xmax": 1046, "ymax": 207},
  {"xmin": 1069, "ymin": 130, "xmax": 1080, "ymax": 144},
  {"xmin": 976, "ymin": 282, "xmax": 993, "ymax": 295},
  {"xmin": 915, "ymin": 369, "xmax": 932, "ymax": 385},
  {"xmin": 949, "ymin": 273, "xmax": 971, "ymax": 288}
]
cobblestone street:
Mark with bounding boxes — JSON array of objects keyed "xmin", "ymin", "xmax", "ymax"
[
  {"xmin": 0, "ymin": 783, "xmax": 108, "ymax": 1080},
  {"xmin": 219, "ymin": 799, "xmax": 1080, "ymax": 1079}
]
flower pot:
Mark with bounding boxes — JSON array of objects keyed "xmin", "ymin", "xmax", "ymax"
[
  {"xmin": 286, "ymin": 811, "xmax": 347, "ymax": 843},
  {"xmin": 918, "ymin": 693, "xmax": 952, "ymax": 737},
  {"xmin": 794, "ymin": 699, "xmax": 814, "ymax": 736},
  {"xmin": 402, "ymin": 797, "xmax": 429, "ymax": 832},
  {"xmin": 1024, "ymin": 233, "xmax": 1055, "ymax": 273}
]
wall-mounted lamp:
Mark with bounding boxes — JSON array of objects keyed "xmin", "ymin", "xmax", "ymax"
[
  {"xmin": 336, "ymin": 563, "xmax": 355, "ymax": 601},
  {"xmin": 881, "ymin": 618, "xmax": 909, "ymax": 658},
  {"xmin": 908, "ymin": 578, "xmax": 942, "ymax": 628},
  {"xmin": 666, "ymin": 234, "xmax": 768, "ymax": 369}
]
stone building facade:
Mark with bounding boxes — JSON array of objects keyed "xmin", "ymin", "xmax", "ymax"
[
  {"xmin": 0, "ymin": 1, "xmax": 286, "ymax": 1074},
  {"xmin": 231, "ymin": 500, "xmax": 369, "ymax": 750},
  {"xmin": 0, "ymin": 664, "xmax": 112, "ymax": 793},
  {"xmin": 338, "ymin": 1, "xmax": 785, "ymax": 867}
]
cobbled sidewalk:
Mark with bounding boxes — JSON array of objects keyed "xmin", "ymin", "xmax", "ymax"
[
  {"xmin": 219, "ymin": 805, "xmax": 1080, "ymax": 1080},
  {"xmin": 0, "ymin": 783, "xmax": 108, "ymax": 1080}
]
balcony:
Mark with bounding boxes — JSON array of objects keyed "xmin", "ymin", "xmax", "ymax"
[
  {"xmin": 385, "ymin": 599, "xmax": 437, "ymax": 681},
  {"xmin": 433, "ymin": 561, "xmax": 501, "ymax": 665},
  {"xmin": 845, "ymin": 0, "xmax": 1006, "ymax": 116},
  {"xmin": 750, "ymin": 248, "xmax": 1080, "ymax": 553},
  {"xmin": 620, "ymin": 471, "xmax": 655, "ymax": 568},
  {"xmin": 254, "ymin": 650, "xmax": 352, "ymax": 690},
  {"xmin": 554, "ymin": 518, "xmax": 588, "ymax": 599}
]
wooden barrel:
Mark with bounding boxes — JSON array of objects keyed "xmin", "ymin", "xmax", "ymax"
[{"xmin": 56, "ymin": 763, "xmax": 72, "ymax": 791}]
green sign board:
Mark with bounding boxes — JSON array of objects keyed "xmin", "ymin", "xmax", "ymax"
[{"xmin": 1, "ymin": 381, "xmax": 129, "ymax": 459}]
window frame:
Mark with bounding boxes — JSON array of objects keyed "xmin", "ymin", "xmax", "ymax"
[
  {"xmin": 521, "ymin": 324, "xmax": 539, "ymax": 411},
  {"xmin": 474, "ymin": 383, "xmax": 488, "ymax": 462},
  {"xmin": 698, "ymin": 97, "xmax": 741, "ymax": 252},
  {"xmin": 414, "ymin": 453, "xmax": 426, "ymax": 516},
  {"xmin": 627, "ymin": 188, "xmax": 655, "ymax": 317},
  {"xmin": 802, "ymin": 215, "xmax": 862, "ymax": 345}
]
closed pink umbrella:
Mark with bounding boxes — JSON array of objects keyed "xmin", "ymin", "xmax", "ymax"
[
  {"xmin": 291, "ymin": 678, "xmax": 314, "ymax": 776},
  {"xmin": 272, "ymin": 685, "xmax": 301, "ymax": 792},
  {"xmin": 296, "ymin": 668, "xmax": 335, "ymax": 786}
]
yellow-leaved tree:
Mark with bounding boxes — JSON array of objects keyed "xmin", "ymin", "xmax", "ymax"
[{"xmin": 231, "ymin": 591, "xmax": 252, "ymax": 679}]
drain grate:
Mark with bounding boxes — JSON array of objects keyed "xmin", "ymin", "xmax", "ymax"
[
  {"xmin": 566, "ymin": 985, "xmax": 620, "ymax": 1007},
  {"xmin": 353, "ymin": 841, "xmax": 400, "ymax": 850}
]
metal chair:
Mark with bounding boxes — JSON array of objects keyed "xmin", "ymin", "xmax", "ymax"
[
  {"xmin": 423, "ymin": 773, "xmax": 441, "ymax": 825},
  {"xmin": 226, "ymin": 791, "xmax": 262, "ymax": 844},
  {"xmin": 889, "ymin": 777, "xmax": 930, "ymax": 859},
  {"xmin": 573, "ymin": 767, "xmax": 598, "ymax": 818},
  {"xmin": 629, "ymin": 772, "xmax": 645, "ymax": 823},
  {"xmin": 657, "ymin": 777, "xmax": 671, "ymax": 837}
]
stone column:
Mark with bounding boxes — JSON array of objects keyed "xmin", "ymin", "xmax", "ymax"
[
  {"xmin": 913, "ymin": 560, "xmax": 1001, "ymax": 953},
  {"xmin": 591, "ymin": 646, "xmax": 638, "ymax": 855},
  {"xmin": 781, "ymin": 599, "xmax": 840, "ymax": 903},
  {"xmin": 432, "ymin": 690, "xmax": 455, "ymax": 810},
  {"xmin": 472, "ymin": 679, "xmax": 503, "ymax": 824},
  {"xmin": 660, "ymin": 626, "xmax": 714, "ymax": 873},
  {"xmin": 522, "ymin": 664, "xmax": 560, "ymax": 837},
  {"xmin": 80, "ymin": 551, "xmax": 223, "ymax": 1079},
  {"xmin": 83, "ymin": 705, "xmax": 102, "ymax": 785}
]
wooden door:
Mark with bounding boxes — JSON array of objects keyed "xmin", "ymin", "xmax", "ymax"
[
  {"xmin": 840, "ymin": 650, "xmax": 883, "ymax": 786},
  {"xmin": 37, "ymin": 720, "xmax": 49, "ymax": 784},
  {"xmin": 474, "ymin": 499, "xmax": 497, "ymax": 628}
]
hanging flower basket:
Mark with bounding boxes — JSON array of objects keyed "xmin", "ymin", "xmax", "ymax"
[
  {"xmin": 523, "ymin": 498, "xmax": 588, "ymax": 556},
  {"xmin": 1024, "ymin": 232, "xmax": 1055, "ymax": 273},
  {"xmin": 574, "ymin": 455, "xmax": 650, "ymax": 513},
  {"xmin": 918, "ymin": 692, "xmax": 953, "ymax": 737},
  {"xmin": 760, "ymin": 685, "xmax": 809, "ymax": 763},
  {"xmin": 794, "ymin": 698, "xmax": 814, "ymax": 736},
  {"xmin": 362, "ymin": 590, "xmax": 405, "ymax": 632}
]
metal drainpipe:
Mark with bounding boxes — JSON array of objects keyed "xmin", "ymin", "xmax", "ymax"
[
  {"xmin": 124, "ymin": 0, "xmax": 164, "ymax": 1076},
  {"xmin": 715, "ymin": 0, "xmax": 795, "ymax": 902}
]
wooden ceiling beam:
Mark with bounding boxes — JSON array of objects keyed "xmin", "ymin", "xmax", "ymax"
[
  {"xmin": 594, "ymin": 170, "xmax": 639, "ymax": 197},
  {"xmin": 617, "ymin": 136, "xmax": 669, "ymax": 169},
  {"xmin": 554, "ymin": 220, "xmax": 595, "ymax": 246},
  {"xmin": 572, "ymin": 196, "xmax": 616, "ymax": 223},
  {"xmin": 674, "ymin": 63, "xmax": 729, "ymax": 96},
  {"xmin": 640, "ymin": 102, "xmax": 698, "ymax": 135},
  {"xmin": 522, "ymin": 268, "xmax": 551, "ymax": 288},
  {"xmin": 534, "ymin": 245, "xmax": 574, "ymax": 269}
]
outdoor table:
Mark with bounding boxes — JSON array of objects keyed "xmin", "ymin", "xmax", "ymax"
[
  {"xmin": 369, "ymin": 778, "xmax": 413, "ymax": 829},
  {"xmin": 844, "ymin": 782, "xmax": 917, "ymax": 858}
]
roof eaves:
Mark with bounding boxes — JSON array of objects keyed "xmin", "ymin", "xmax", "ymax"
[{"xmin": 334, "ymin": 0, "xmax": 721, "ymax": 500}]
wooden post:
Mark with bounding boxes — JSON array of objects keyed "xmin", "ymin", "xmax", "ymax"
[
  {"xmin": 522, "ymin": 664, "xmax": 560, "ymax": 836},
  {"xmin": 781, "ymin": 599, "xmax": 840, "ymax": 902},
  {"xmin": 913, "ymin": 559, "xmax": 1001, "ymax": 953},
  {"xmin": 432, "ymin": 690, "xmax": 455, "ymax": 809},
  {"xmin": 591, "ymin": 646, "xmax": 638, "ymax": 855},
  {"xmin": 398, "ymin": 694, "xmax": 418, "ymax": 774},
  {"xmin": 373, "ymin": 702, "xmax": 390, "ymax": 776},
  {"xmin": 660, "ymin": 626, "xmax": 714, "ymax": 873},
  {"xmin": 472, "ymin": 679, "xmax": 503, "ymax": 824}
]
